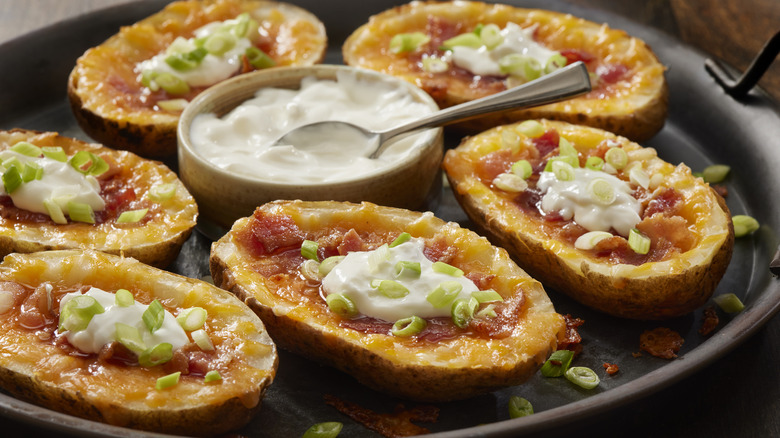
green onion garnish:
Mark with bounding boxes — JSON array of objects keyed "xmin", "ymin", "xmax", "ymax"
[
  {"xmin": 558, "ymin": 137, "xmax": 578, "ymax": 159},
  {"xmin": 498, "ymin": 53, "xmax": 542, "ymax": 81},
  {"xmin": 301, "ymin": 240, "xmax": 319, "ymax": 261},
  {"xmin": 493, "ymin": 173, "xmax": 528, "ymax": 193},
  {"xmin": 426, "ymin": 281, "xmax": 462, "ymax": 308},
  {"xmin": 476, "ymin": 304, "xmax": 498, "ymax": 319},
  {"xmin": 564, "ymin": 366, "xmax": 600, "ymax": 389},
  {"xmin": 587, "ymin": 178, "xmax": 616, "ymax": 206},
  {"xmin": 394, "ymin": 261, "xmax": 421, "ymax": 279},
  {"xmin": 231, "ymin": 13, "xmax": 254, "ymax": 38},
  {"xmin": 142, "ymin": 299, "xmax": 165, "ymax": 333},
  {"xmin": 148, "ymin": 183, "xmax": 177, "ymax": 202},
  {"xmin": 585, "ymin": 156, "xmax": 604, "ymax": 171},
  {"xmin": 10, "ymin": 141, "xmax": 42, "ymax": 157},
  {"xmin": 515, "ymin": 120, "xmax": 545, "ymax": 138},
  {"xmin": 318, "ymin": 255, "xmax": 345, "ymax": 276},
  {"xmin": 508, "ymin": 396, "xmax": 534, "ymax": 418},
  {"xmin": 472, "ymin": 289, "xmax": 503, "ymax": 303},
  {"xmin": 552, "ymin": 160, "xmax": 575, "ymax": 182},
  {"xmin": 116, "ymin": 208, "xmax": 148, "ymax": 224},
  {"xmin": 204, "ymin": 370, "xmax": 222, "ymax": 383},
  {"xmin": 42, "ymin": 146, "xmax": 68, "ymax": 162},
  {"xmin": 115, "ymin": 288, "xmax": 134, "ymax": 307},
  {"xmin": 2, "ymin": 166, "xmax": 22, "ymax": 194},
  {"xmin": 114, "ymin": 322, "xmax": 146, "ymax": 355},
  {"xmin": 367, "ymin": 244, "xmax": 390, "ymax": 272},
  {"xmin": 302, "ymin": 422, "xmax": 343, "ymax": 438},
  {"xmin": 702, "ymin": 164, "xmax": 730, "ymax": 183},
  {"xmin": 732, "ymin": 215, "xmax": 759, "ymax": 237},
  {"xmin": 629, "ymin": 167, "xmax": 650, "ymax": 189},
  {"xmin": 204, "ymin": 32, "xmax": 236, "ymax": 55},
  {"xmin": 573, "ymin": 231, "xmax": 613, "ymax": 250},
  {"xmin": 389, "ymin": 32, "xmax": 430, "ymax": 53},
  {"xmin": 21, "ymin": 162, "xmax": 43, "ymax": 182},
  {"xmin": 58, "ymin": 295, "xmax": 105, "ymax": 332},
  {"xmin": 389, "ymin": 232, "xmax": 411, "ymax": 248},
  {"xmin": 69, "ymin": 151, "xmax": 108, "ymax": 176},
  {"xmin": 176, "ymin": 307, "xmax": 207, "ymax": 331},
  {"xmin": 155, "ymin": 371, "xmax": 181, "ymax": 390},
  {"xmin": 66, "ymin": 201, "xmax": 95, "ymax": 224},
  {"xmin": 301, "ymin": 259, "xmax": 322, "ymax": 281},
  {"xmin": 545, "ymin": 52, "xmax": 568, "ymax": 74},
  {"xmin": 451, "ymin": 297, "xmax": 477, "ymax": 328},
  {"xmin": 479, "ymin": 23, "xmax": 503, "ymax": 49},
  {"xmin": 43, "ymin": 199, "xmax": 68, "ymax": 224},
  {"xmin": 245, "ymin": 46, "xmax": 275, "ymax": 69},
  {"xmin": 139, "ymin": 342, "xmax": 173, "ymax": 367},
  {"xmin": 540, "ymin": 349, "xmax": 574, "ymax": 377},
  {"xmin": 325, "ymin": 293, "xmax": 358, "ymax": 318},
  {"xmin": 192, "ymin": 328, "xmax": 215, "ymax": 351},
  {"xmin": 421, "ymin": 56, "xmax": 449, "ymax": 73},
  {"xmin": 604, "ymin": 147, "xmax": 628, "ymax": 170},
  {"xmin": 432, "ymin": 261, "xmax": 464, "ymax": 277},
  {"xmin": 374, "ymin": 279, "xmax": 409, "ymax": 299},
  {"xmin": 441, "ymin": 32, "xmax": 482, "ymax": 50},
  {"xmin": 157, "ymin": 98, "xmax": 189, "ymax": 112},
  {"xmin": 628, "ymin": 228, "xmax": 651, "ymax": 255},
  {"xmin": 391, "ymin": 315, "xmax": 427, "ymax": 337},
  {"xmin": 154, "ymin": 73, "xmax": 190, "ymax": 95},
  {"xmin": 544, "ymin": 155, "xmax": 579, "ymax": 172},
  {"xmin": 713, "ymin": 293, "xmax": 745, "ymax": 313},
  {"xmin": 165, "ymin": 47, "xmax": 208, "ymax": 71},
  {"xmin": 510, "ymin": 160, "xmax": 533, "ymax": 179}
]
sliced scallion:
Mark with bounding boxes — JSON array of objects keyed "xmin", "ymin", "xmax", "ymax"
[
  {"xmin": 565, "ymin": 366, "xmax": 600, "ymax": 389},
  {"xmin": 629, "ymin": 167, "xmax": 650, "ymax": 189},
  {"xmin": 479, "ymin": 23, "xmax": 503, "ymax": 49},
  {"xmin": 394, "ymin": 261, "xmax": 421, "ymax": 279},
  {"xmin": 471, "ymin": 289, "xmax": 503, "ymax": 303},
  {"xmin": 451, "ymin": 297, "xmax": 477, "ymax": 328},
  {"xmin": 498, "ymin": 53, "xmax": 542, "ymax": 81},
  {"xmin": 302, "ymin": 422, "xmax": 343, "ymax": 438},
  {"xmin": 66, "ymin": 201, "xmax": 95, "ymax": 224},
  {"xmin": 501, "ymin": 129, "xmax": 520, "ymax": 149},
  {"xmin": 2, "ymin": 166, "xmax": 22, "ymax": 194},
  {"xmin": 492, "ymin": 173, "xmax": 528, "ymax": 192},
  {"xmin": 10, "ymin": 141, "xmax": 42, "ymax": 157},
  {"xmin": 157, "ymin": 98, "xmax": 189, "ymax": 112},
  {"xmin": 301, "ymin": 259, "xmax": 322, "ymax": 281},
  {"xmin": 508, "ymin": 396, "xmax": 534, "ymax": 418},
  {"xmin": 432, "ymin": 261, "xmax": 464, "ymax": 277},
  {"xmin": 585, "ymin": 156, "xmax": 604, "ymax": 171},
  {"xmin": 142, "ymin": 299, "xmax": 165, "ymax": 333},
  {"xmin": 389, "ymin": 32, "xmax": 430, "ymax": 53},
  {"xmin": 59, "ymin": 295, "xmax": 105, "ymax": 332},
  {"xmin": 540, "ymin": 349, "xmax": 574, "ymax": 377},
  {"xmin": 21, "ymin": 162, "xmax": 43, "ymax": 182},
  {"xmin": 391, "ymin": 315, "xmax": 427, "ymax": 337},
  {"xmin": 574, "ymin": 231, "xmax": 613, "ymax": 250},
  {"xmin": 628, "ymin": 228, "xmax": 650, "ymax": 254},
  {"xmin": 732, "ymin": 215, "xmax": 759, "ymax": 237},
  {"xmin": 43, "ymin": 199, "xmax": 68, "ymax": 225},
  {"xmin": 154, "ymin": 73, "xmax": 190, "ymax": 95},
  {"xmin": 587, "ymin": 178, "xmax": 616, "ymax": 205},
  {"xmin": 192, "ymin": 328, "xmax": 215, "ymax": 351},
  {"xmin": 116, "ymin": 208, "xmax": 148, "ymax": 224},
  {"xmin": 476, "ymin": 303, "xmax": 497, "ymax": 319},
  {"xmin": 421, "ymin": 56, "xmax": 449, "ymax": 73},
  {"xmin": 42, "ymin": 146, "xmax": 68, "ymax": 162},
  {"xmin": 301, "ymin": 240, "xmax": 319, "ymax": 261},
  {"xmin": 148, "ymin": 183, "xmax": 177, "ymax": 203},
  {"xmin": 115, "ymin": 288, "xmax": 134, "ymax": 307},
  {"xmin": 604, "ymin": 147, "xmax": 628, "ymax": 170},
  {"xmin": 552, "ymin": 160, "xmax": 575, "ymax": 182},
  {"xmin": 389, "ymin": 232, "xmax": 411, "ymax": 248},
  {"xmin": 374, "ymin": 279, "xmax": 409, "ymax": 299},
  {"xmin": 545, "ymin": 52, "xmax": 568, "ymax": 73},
  {"xmin": 510, "ymin": 160, "xmax": 533, "ymax": 179},
  {"xmin": 515, "ymin": 120, "xmax": 545, "ymax": 138},
  {"xmin": 318, "ymin": 255, "xmax": 345, "ymax": 276},
  {"xmin": 441, "ymin": 32, "xmax": 482, "ymax": 50},
  {"xmin": 155, "ymin": 371, "xmax": 181, "ymax": 390},
  {"xmin": 139, "ymin": 342, "xmax": 174, "ymax": 367},
  {"xmin": 713, "ymin": 293, "xmax": 745, "ymax": 313},
  {"xmin": 325, "ymin": 293, "xmax": 358, "ymax": 318},
  {"xmin": 544, "ymin": 155, "xmax": 578, "ymax": 171},
  {"xmin": 204, "ymin": 370, "xmax": 222, "ymax": 383},
  {"xmin": 115, "ymin": 322, "xmax": 146, "ymax": 355},
  {"xmin": 558, "ymin": 137, "xmax": 578, "ymax": 159},
  {"xmin": 367, "ymin": 244, "xmax": 390, "ymax": 272},
  {"xmin": 69, "ymin": 151, "xmax": 108, "ymax": 176},
  {"xmin": 176, "ymin": 307, "xmax": 207, "ymax": 331},
  {"xmin": 245, "ymin": 47, "xmax": 275, "ymax": 69},
  {"xmin": 702, "ymin": 164, "xmax": 730, "ymax": 183},
  {"xmin": 426, "ymin": 281, "xmax": 462, "ymax": 308},
  {"xmin": 204, "ymin": 32, "xmax": 236, "ymax": 55}
]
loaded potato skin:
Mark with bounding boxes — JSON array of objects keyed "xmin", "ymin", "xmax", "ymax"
[
  {"xmin": 0, "ymin": 250, "xmax": 278, "ymax": 436},
  {"xmin": 68, "ymin": 0, "xmax": 327, "ymax": 157},
  {"xmin": 210, "ymin": 200, "xmax": 566, "ymax": 402},
  {"xmin": 443, "ymin": 119, "xmax": 734, "ymax": 319},
  {"xmin": 342, "ymin": 1, "xmax": 668, "ymax": 141}
]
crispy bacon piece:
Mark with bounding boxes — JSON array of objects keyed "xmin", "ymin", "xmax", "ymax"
[
  {"xmin": 639, "ymin": 327, "xmax": 684, "ymax": 359},
  {"xmin": 323, "ymin": 394, "xmax": 438, "ymax": 438},
  {"xmin": 643, "ymin": 187, "xmax": 682, "ymax": 218},
  {"xmin": 602, "ymin": 362, "xmax": 619, "ymax": 375},
  {"xmin": 558, "ymin": 314, "xmax": 585, "ymax": 355},
  {"xmin": 698, "ymin": 306, "xmax": 720, "ymax": 336},
  {"xmin": 237, "ymin": 210, "xmax": 305, "ymax": 257}
]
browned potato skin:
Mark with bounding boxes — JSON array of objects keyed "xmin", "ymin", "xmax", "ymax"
[
  {"xmin": 0, "ymin": 129, "xmax": 197, "ymax": 268},
  {"xmin": 443, "ymin": 120, "xmax": 734, "ymax": 320},
  {"xmin": 68, "ymin": 0, "xmax": 328, "ymax": 157},
  {"xmin": 343, "ymin": 1, "xmax": 669, "ymax": 142},
  {"xmin": 210, "ymin": 201, "xmax": 566, "ymax": 402},
  {"xmin": 0, "ymin": 250, "xmax": 278, "ymax": 436}
]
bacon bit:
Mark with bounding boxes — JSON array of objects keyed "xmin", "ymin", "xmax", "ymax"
[
  {"xmin": 238, "ymin": 210, "xmax": 305, "ymax": 257},
  {"xmin": 560, "ymin": 49, "xmax": 595, "ymax": 66},
  {"xmin": 470, "ymin": 290, "xmax": 525, "ymax": 339},
  {"xmin": 337, "ymin": 228, "xmax": 367, "ymax": 254},
  {"xmin": 595, "ymin": 64, "xmax": 630, "ymax": 84},
  {"xmin": 558, "ymin": 314, "xmax": 585, "ymax": 355},
  {"xmin": 421, "ymin": 236, "xmax": 457, "ymax": 264},
  {"xmin": 712, "ymin": 184, "xmax": 728, "ymax": 198},
  {"xmin": 476, "ymin": 149, "xmax": 515, "ymax": 182},
  {"xmin": 464, "ymin": 271, "xmax": 495, "ymax": 290},
  {"xmin": 531, "ymin": 129, "xmax": 560, "ymax": 158},
  {"xmin": 602, "ymin": 362, "xmax": 619, "ymax": 375},
  {"xmin": 323, "ymin": 394, "xmax": 438, "ymax": 438},
  {"xmin": 698, "ymin": 306, "xmax": 720, "ymax": 336},
  {"xmin": 639, "ymin": 327, "xmax": 684, "ymax": 360},
  {"xmin": 636, "ymin": 214, "xmax": 695, "ymax": 255},
  {"xmin": 642, "ymin": 188, "xmax": 683, "ymax": 218}
]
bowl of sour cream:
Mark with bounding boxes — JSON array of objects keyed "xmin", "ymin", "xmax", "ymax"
[{"xmin": 177, "ymin": 64, "xmax": 443, "ymax": 233}]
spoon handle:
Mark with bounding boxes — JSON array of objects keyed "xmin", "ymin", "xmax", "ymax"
[{"xmin": 374, "ymin": 61, "xmax": 591, "ymax": 156}]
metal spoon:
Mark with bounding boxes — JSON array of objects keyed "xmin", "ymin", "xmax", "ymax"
[{"xmin": 273, "ymin": 61, "xmax": 591, "ymax": 158}]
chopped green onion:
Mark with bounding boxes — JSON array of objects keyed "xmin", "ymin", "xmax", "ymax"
[
  {"xmin": 115, "ymin": 288, "xmax": 134, "ymax": 307},
  {"xmin": 374, "ymin": 279, "xmax": 409, "ymax": 299},
  {"xmin": 367, "ymin": 244, "xmax": 390, "ymax": 272},
  {"xmin": 204, "ymin": 32, "xmax": 236, "ymax": 55},
  {"xmin": 302, "ymin": 422, "xmax": 343, "ymax": 438},
  {"xmin": 2, "ymin": 157, "xmax": 22, "ymax": 171},
  {"xmin": 69, "ymin": 151, "xmax": 108, "ymax": 176},
  {"xmin": 732, "ymin": 215, "xmax": 759, "ymax": 237},
  {"xmin": 432, "ymin": 261, "xmax": 464, "ymax": 277},
  {"xmin": 702, "ymin": 164, "xmax": 730, "ymax": 183},
  {"xmin": 472, "ymin": 289, "xmax": 503, "ymax": 303},
  {"xmin": 391, "ymin": 315, "xmax": 427, "ymax": 337},
  {"xmin": 476, "ymin": 304, "xmax": 498, "ymax": 319},
  {"xmin": 629, "ymin": 167, "xmax": 650, "ymax": 189},
  {"xmin": 318, "ymin": 256, "xmax": 345, "ymax": 276},
  {"xmin": 325, "ymin": 293, "xmax": 358, "ymax": 318},
  {"xmin": 155, "ymin": 371, "xmax": 181, "ymax": 390},
  {"xmin": 565, "ymin": 366, "xmax": 600, "ymax": 389},
  {"xmin": 139, "ymin": 342, "xmax": 173, "ymax": 367},
  {"xmin": 59, "ymin": 295, "xmax": 105, "ymax": 332},
  {"xmin": 301, "ymin": 259, "xmax": 322, "ymax": 281},
  {"xmin": 426, "ymin": 281, "xmax": 463, "ymax": 308},
  {"xmin": 451, "ymin": 297, "xmax": 478, "ymax": 328},
  {"xmin": 148, "ymin": 183, "xmax": 177, "ymax": 202},
  {"xmin": 389, "ymin": 232, "xmax": 411, "ymax": 248},
  {"xmin": 498, "ymin": 54, "xmax": 542, "ymax": 81},
  {"xmin": 421, "ymin": 56, "xmax": 449, "ymax": 73},
  {"xmin": 515, "ymin": 120, "xmax": 545, "ymax": 138},
  {"xmin": 508, "ymin": 396, "xmax": 534, "ymax": 418},
  {"xmin": 301, "ymin": 240, "xmax": 319, "ymax": 261},
  {"xmin": 585, "ymin": 156, "xmax": 604, "ymax": 171},
  {"xmin": 540, "ymin": 349, "xmax": 574, "ymax": 377},
  {"xmin": 628, "ymin": 228, "xmax": 651, "ymax": 254},
  {"xmin": 154, "ymin": 73, "xmax": 190, "ymax": 95},
  {"xmin": 176, "ymin": 307, "xmax": 207, "ymax": 331},
  {"xmin": 116, "ymin": 208, "xmax": 148, "ymax": 224},
  {"xmin": 574, "ymin": 231, "xmax": 613, "ymax": 250},
  {"xmin": 545, "ymin": 52, "xmax": 568, "ymax": 73},
  {"xmin": 394, "ymin": 261, "xmax": 421, "ymax": 279},
  {"xmin": 493, "ymin": 173, "xmax": 528, "ymax": 192},
  {"xmin": 192, "ymin": 328, "xmax": 215, "ymax": 351},
  {"xmin": 441, "ymin": 32, "xmax": 482, "ymax": 50},
  {"xmin": 42, "ymin": 146, "xmax": 68, "ymax": 162},
  {"xmin": 2, "ymin": 166, "xmax": 22, "ymax": 194},
  {"xmin": 204, "ymin": 370, "xmax": 222, "ymax": 383},
  {"xmin": 157, "ymin": 98, "xmax": 189, "ymax": 112},
  {"xmin": 510, "ymin": 160, "xmax": 533, "ymax": 179},
  {"xmin": 479, "ymin": 23, "xmax": 503, "ymax": 49},
  {"xmin": 140, "ymin": 69, "xmax": 160, "ymax": 91},
  {"xmin": 552, "ymin": 160, "xmax": 575, "ymax": 182},
  {"xmin": 66, "ymin": 201, "xmax": 95, "ymax": 224},
  {"xmin": 231, "ymin": 13, "xmax": 254, "ymax": 38},
  {"xmin": 604, "ymin": 147, "xmax": 628, "ymax": 170},
  {"xmin": 389, "ymin": 32, "xmax": 430, "ymax": 53},
  {"xmin": 587, "ymin": 178, "xmax": 616, "ymax": 205},
  {"xmin": 544, "ymin": 154, "xmax": 579, "ymax": 171},
  {"xmin": 21, "ymin": 162, "xmax": 43, "ymax": 182},
  {"xmin": 558, "ymin": 137, "xmax": 578, "ymax": 159},
  {"xmin": 501, "ymin": 129, "xmax": 520, "ymax": 149},
  {"xmin": 43, "ymin": 199, "xmax": 68, "ymax": 224},
  {"xmin": 165, "ymin": 47, "xmax": 207, "ymax": 71},
  {"xmin": 10, "ymin": 141, "xmax": 42, "ymax": 157},
  {"xmin": 245, "ymin": 46, "xmax": 275, "ymax": 69},
  {"xmin": 142, "ymin": 299, "xmax": 165, "ymax": 333},
  {"xmin": 115, "ymin": 322, "xmax": 146, "ymax": 355},
  {"xmin": 713, "ymin": 293, "xmax": 745, "ymax": 313}
]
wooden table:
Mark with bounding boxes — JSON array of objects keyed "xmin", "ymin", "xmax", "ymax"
[{"xmin": 0, "ymin": 1, "xmax": 778, "ymax": 437}]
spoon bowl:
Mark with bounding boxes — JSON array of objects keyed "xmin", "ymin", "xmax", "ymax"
[{"xmin": 273, "ymin": 61, "xmax": 591, "ymax": 157}]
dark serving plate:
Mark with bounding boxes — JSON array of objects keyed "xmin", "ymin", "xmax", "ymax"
[{"xmin": 0, "ymin": 1, "xmax": 778, "ymax": 437}]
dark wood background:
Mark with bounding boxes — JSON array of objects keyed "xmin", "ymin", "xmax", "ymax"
[{"xmin": 0, "ymin": 1, "xmax": 778, "ymax": 437}]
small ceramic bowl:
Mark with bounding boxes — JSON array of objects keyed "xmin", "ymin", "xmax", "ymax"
[{"xmin": 177, "ymin": 65, "xmax": 443, "ymax": 235}]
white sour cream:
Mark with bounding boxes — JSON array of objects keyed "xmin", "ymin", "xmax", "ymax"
[
  {"xmin": 537, "ymin": 167, "xmax": 641, "ymax": 236},
  {"xmin": 0, "ymin": 150, "xmax": 104, "ymax": 215},
  {"xmin": 451, "ymin": 23, "xmax": 560, "ymax": 76},
  {"xmin": 189, "ymin": 70, "xmax": 435, "ymax": 183},
  {"xmin": 321, "ymin": 238, "xmax": 478, "ymax": 322},
  {"xmin": 59, "ymin": 287, "xmax": 188, "ymax": 354}
]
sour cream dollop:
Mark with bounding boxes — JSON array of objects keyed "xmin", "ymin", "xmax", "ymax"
[{"xmin": 189, "ymin": 70, "xmax": 436, "ymax": 184}]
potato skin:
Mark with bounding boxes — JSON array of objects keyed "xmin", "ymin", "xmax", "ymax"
[
  {"xmin": 0, "ymin": 129, "xmax": 197, "ymax": 268},
  {"xmin": 210, "ymin": 200, "xmax": 566, "ymax": 402},
  {"xmin": 443, "ymin": 120, "xmax": 734, "ymax": 320},
  {"xmin": 343, "ymin": 1, "xmax": 668, "ymax": 142},
  {"xmin": 68, "ymin": 0, "xmax": 327, "ymax": 157},
  {"xmin": 0, "ymin": 250, "xmax": 278, "ymax": 436}
]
